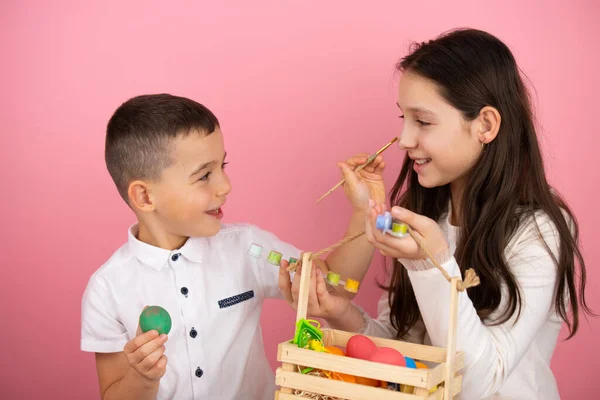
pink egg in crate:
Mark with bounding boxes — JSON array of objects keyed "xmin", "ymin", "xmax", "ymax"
[
  {"xmin": 345, "ymin": 335, "xmax": 378, "ymax": 360},
  {"xmin": 369, "ymin": 347, "xmax": 406, "ymax": 367}
]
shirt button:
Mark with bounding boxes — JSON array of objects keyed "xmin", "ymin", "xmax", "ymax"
[
  {"xmin": 195, "ymin": 367, "xmax": 203, "ymax": 378},
  {"xmin": 171, "ymin": 253, "xmax": 180, "ymax": 261},
  {"xmin": 180, "ymin": 287, "xmax": 189, "ymax": 296},
  {"xmin": 190, "ymin": 328, "xmax": 197, "ymax": 338}
]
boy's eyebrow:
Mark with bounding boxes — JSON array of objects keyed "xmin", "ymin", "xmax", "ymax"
[
  {"xmin": 190, "ymin": 162, "xmax": 212, "ymax": 177},
  {"xmin": 190, "ymin": 152, "xmax": 227, "ymax": 177}
]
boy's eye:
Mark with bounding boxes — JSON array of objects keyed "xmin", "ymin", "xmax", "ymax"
[
  {"xmin": 399, "ymin": 115, "xmax": 405, "ymax": 119},
  {"xmin": 198, "ymin": 172, "xmax": 211, "ymax": 181},
  {"xmin": 222, "ymin": 161, "xmax": 229, "ymax": 169},
  {"xmin": 417, "ymin": 119, "xmax": 431, "ymax": 127}
]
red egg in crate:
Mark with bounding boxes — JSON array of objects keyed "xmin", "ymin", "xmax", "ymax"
[
  {"xmin": 369, "ymin": 347, "xmax": 406, "ymax": 367},
  {"xmin": 345, "ymin": 335, "xmax": 377, "ymax": 360}
]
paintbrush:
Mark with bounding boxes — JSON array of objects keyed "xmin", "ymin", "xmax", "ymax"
[{"xmin": 316, "ymin": 137, "xmax": 398, "ymax": 204}]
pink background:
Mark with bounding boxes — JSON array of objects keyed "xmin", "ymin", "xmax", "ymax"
[{"xmin": 2, "ymin": 1, "xmax": 598, "ymax": 398}]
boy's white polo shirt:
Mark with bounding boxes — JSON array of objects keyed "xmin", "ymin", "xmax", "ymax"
[{"xmin": 81, "ymin": 223, "xmax": 300, "ymax": 400}]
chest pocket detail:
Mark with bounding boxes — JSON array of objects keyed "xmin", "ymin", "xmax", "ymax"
[{"xmin": 217, "ymin": 290, "xmax": 255, "ymax": 309}]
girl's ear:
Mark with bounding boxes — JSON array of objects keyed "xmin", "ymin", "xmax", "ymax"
[{"xmin": 477, "ymin": 106, "xmax": 501, "ymax": 145}]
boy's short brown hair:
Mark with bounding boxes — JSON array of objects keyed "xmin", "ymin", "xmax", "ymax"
[{"xmin": 105, "ymin": 93, "xmax": 219, "ymax": 202}]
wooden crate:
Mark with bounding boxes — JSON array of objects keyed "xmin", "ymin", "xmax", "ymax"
[{"xmin": 275, "ymin": 253, "xmax": 463, "ymax": 400}]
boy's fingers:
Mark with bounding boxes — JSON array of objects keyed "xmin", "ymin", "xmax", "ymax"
[
  {"xmin": 312, "ymin": 258, "xmax": 330, "ymax": 276},
  {"xmin": 157, "ymin": 355, "xmax": 168, "ymax": 370},
  {"xmin": 148, "ymin": 354, "xmax": 169, "ymax": 379},
  {"xmin": 290, "ymin": 264, "xmax": 302, "ymax": 303},
  {"xmin": 278, "ymin": 263, "xmax": 294, "ymax": 307},
  {"xmin": 131, "ymin": 334, "xmax": 168, "ymax": 365},
  {"xmin": 140, "ymin": 345, "xmax": 166, "ymax": 372},
  {"xmin": 146, "ymin": 355, "xmax": 168, "ymax": 380},
  {"xmin": 315, "ymin": 269, "xmax": 330, "ymax": 307},
  {"xmin": 125, "ymin": 330, "xmax": 158, "ymax": 354},
  {"xmin": 308, "ymin": 266, "xmax": 319, "ymax": 310}
]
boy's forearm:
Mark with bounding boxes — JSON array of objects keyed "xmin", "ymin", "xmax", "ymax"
[
  {"xmin": 325, "ymin": 210, "xmax": 374, "ymax": 283},
  {"xmin": 103, "ymin": 369, "xmax": 159, "ymax": 400}
]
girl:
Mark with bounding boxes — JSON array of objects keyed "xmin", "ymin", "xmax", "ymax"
[{"xmin": 279, "ymin": 28, "xmax": 592, "ymax": 399}]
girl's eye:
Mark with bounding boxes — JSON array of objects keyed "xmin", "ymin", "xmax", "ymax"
[
  {"xmin": 222, "ymin": 162, "xmax": 229, "ymax": 169},
  {"xmin": 417, "ymin": 120, "xmax": 431, "ymax": 127},
  {"xmin": 198, "ymin": 172, "xmax": 211, "ymax": 181},
  {"xmin": 399, "ymin": 115, "xmax": 405, "ymax": 119}
]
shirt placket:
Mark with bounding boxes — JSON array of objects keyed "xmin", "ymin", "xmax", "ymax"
[{"xmin": 170, "ymin": 251, "xmax": 207, "ymax": 398}]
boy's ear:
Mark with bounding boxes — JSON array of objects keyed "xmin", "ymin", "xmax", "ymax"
[
  {"xmin": 477, "ymin": 106, "xmax": 501, "ymax": 145},
  {"xmin": 128, "ymin": 180, "xmax": 155, "ymax": 212}
]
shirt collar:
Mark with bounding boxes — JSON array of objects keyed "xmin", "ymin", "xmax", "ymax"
[{"xmin": 127, "ymin": 224, "xmax": 204, "ymax": 270}]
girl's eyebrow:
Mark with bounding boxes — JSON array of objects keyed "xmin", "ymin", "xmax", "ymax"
[{"xmin": 397, "ymin": 102, "xmax": 435, "ymax": 116}]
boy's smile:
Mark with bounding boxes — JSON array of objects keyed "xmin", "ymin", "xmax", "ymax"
[{"xmin": 205, "ymin": 207, "xmax": 224, "ymax": 220}]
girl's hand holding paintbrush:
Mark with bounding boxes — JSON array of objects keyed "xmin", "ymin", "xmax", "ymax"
[
  {"xmin": 318, "ymin": 137, "xmax": 397, "ymax": 210},
  {"xmin": 337, "ymin": 153, "xmax": 386, "ymax": 212}
]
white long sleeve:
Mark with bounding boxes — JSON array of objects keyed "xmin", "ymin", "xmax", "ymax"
[
  {"xmin": 358, "ymin": 293, "xmax": 427, "ymax": 345},
  {"xmin": 403, "ymin": 212, "xmax": 563, "ymax": 399}
]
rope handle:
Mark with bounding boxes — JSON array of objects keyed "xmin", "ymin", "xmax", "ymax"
[{"xmin": 286, "ymin": 226, "xmax": 479, "ymax": 292}]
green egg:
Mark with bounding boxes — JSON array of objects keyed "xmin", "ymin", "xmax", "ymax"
[{"xmin": 139, "ymin": 306, "xmax": 172, "ymax": 335}]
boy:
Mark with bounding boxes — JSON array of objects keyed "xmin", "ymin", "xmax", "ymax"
[{"xmin": 81, "ymin": 94, "xmax": 383, "ymax": 399}]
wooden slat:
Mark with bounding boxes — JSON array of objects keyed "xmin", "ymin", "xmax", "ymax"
[
  {"xmin": 324, "ymin": 330, "xmax": 457, "ymax": 364},
  {"xmin": 295, "ymin": 252, "xmax": 313, "ymax": 322},
  {"xmin": 426, "ymin": 375, "xmax": 462, "ymax": 400},
  {"xmin": 275, "ymin": 368, "xmax": 428, "ymax": 400},
  {"xmin": 278, "ymin": 343, "xmax": 429, "ymax": 388},
  {"xmin": 280, "ymin": 362, "xmax": 295, "ymax": 394},
  {"xmin": 412, "ymin": 387, "xmax": 432, "ymax": 398},
  {"xmin": 429, "ymin": 355, "xmax": 464, "ymax": 388}
]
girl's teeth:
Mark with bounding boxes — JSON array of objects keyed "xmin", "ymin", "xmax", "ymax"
[{"xmin": 415, "ymin": 159, "xmax": 431, "ymax": 165}]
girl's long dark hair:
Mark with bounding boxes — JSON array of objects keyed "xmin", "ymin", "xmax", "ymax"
[{"xmin": 386, "ymin": 29, "xmax": 591, "ymax": 340}]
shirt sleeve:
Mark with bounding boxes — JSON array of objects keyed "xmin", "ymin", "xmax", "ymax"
[
  {"xmin": 403, "ymin": 213, "xmax": 561, "ymax": 399},
  {"xmin": 248, "ymin": 225, "xmax": 302, "ymax": 299},
  {"xmin": 359, "ymin": 292, "xmax": 426, "ymax": 344},
  {"xmin": 81, "ymin": 274, "xmax": 129, "ymax": 353}
]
